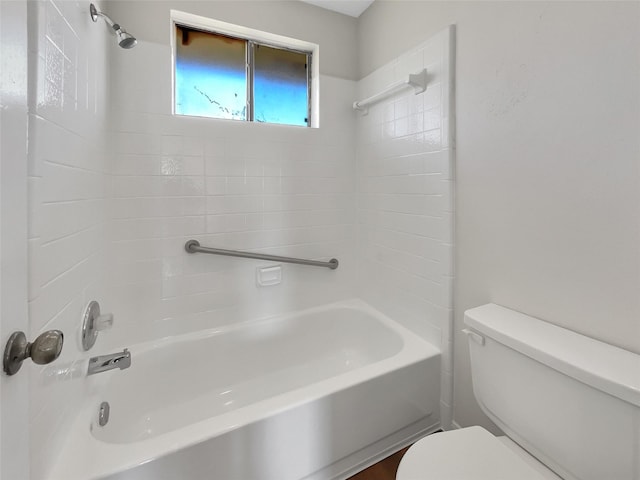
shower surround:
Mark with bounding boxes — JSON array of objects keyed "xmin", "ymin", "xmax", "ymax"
[
  {"xmin": 104, "ymin": 40, "xmax": 357, "ymax": 349},
  {"xmin": 355, "ymin": 27, "xmax": 455, "ymax": 427},
  {"xmin": 27, "ymin": 1, "xmax": 110, "ymax": 477},
  {"xmin": 26, "ymin": 0, "xmax": 454, "ymax": 477}
]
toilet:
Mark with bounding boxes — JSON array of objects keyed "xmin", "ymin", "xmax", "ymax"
[{"xmin": 397, "ymin": 304, "xmax": 640, "ymax": 480}]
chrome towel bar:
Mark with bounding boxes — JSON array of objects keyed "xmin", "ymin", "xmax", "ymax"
[{"xmin": 184, "ymin": 240, "xmax": 339, "ymax": 270}]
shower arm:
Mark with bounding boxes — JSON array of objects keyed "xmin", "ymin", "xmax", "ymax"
[
  {"xmin": 90, "ymin": 4, "xmax": 120, "ymax": 31},
  {"xmin": 89, "ymin": 3, "xmax": 136, "ymax": 49}
]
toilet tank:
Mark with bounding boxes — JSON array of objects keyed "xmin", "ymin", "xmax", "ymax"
[{"xmin": 464, "ymin": 304, "xmax": 640, "ymax": 480}]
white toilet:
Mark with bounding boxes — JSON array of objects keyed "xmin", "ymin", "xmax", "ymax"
[{"xmin": 397, "ymin": 304, "xmax": 640, "ymax": 480}]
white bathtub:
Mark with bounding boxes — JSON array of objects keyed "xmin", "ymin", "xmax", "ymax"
[{"xmin": 52, "ymin": 299, "xmax": 441, "ymax": 480}]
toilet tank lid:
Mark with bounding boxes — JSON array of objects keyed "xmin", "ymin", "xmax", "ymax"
[{"xmin": 464, "ymin": 304, "xmax": 640, "ymax": 408}]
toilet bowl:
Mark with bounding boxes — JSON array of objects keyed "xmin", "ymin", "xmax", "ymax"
[{"xmin": 397, "ymin": 304, "xmax": 640, "ymax": 480}]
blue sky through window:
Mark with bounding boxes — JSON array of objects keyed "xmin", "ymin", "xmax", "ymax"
[
  {"xmin": 175, "ymin": 60, "xmax": 247, "ymax": 120},
  {"xmin": 254, "ymin": 77, "xmax": 308, "ymax": 126},
  {"xmin": 175, "ymin": 24, "xmax": 309, "ymax": 126}
]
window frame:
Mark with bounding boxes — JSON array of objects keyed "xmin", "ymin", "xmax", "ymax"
[{"xmin": 170, "ymin": 10, "xmax": 319, "ymax": 127}]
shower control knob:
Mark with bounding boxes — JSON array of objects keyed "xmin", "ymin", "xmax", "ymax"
[
  {"xmin": 3, "ymin": 330, "xmax": 64, "ymax": 376},
  {"xmin": 82, "ymin": 301, "xmax": 114, "ymax": 351}
]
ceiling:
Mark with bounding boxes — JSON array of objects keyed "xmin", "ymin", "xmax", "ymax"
[{"xmin": 300, "ymin": 0, "xmax": 375, "ymax": 18}]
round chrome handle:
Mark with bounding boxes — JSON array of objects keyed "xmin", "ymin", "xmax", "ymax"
[
  {"xmin": 3, "ymin": 330, "xmax": 64, "ymax": 376},
  {"xmin": 82, "ymin": 300, "xmax": 113, "ymax": 351}
]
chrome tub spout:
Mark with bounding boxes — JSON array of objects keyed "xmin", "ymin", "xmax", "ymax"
[{"xmin": 88, "ymin": 348, "xmax": 131, "ymax": 375}]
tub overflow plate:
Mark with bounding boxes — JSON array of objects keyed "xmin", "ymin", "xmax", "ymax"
[{"xmin": 99, "ymin": 401, "xmax": 110, "ymax": 426}]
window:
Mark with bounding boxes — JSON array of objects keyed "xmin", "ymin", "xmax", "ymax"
[
  {"xmin": 175, "ymin": 27, "xmax": 248, "ymax": 121},
  {"xmin": 173, "ymin": 17, "xmax": 314, "ymax": 127}
]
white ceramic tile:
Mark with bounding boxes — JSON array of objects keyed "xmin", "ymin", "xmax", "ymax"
[
  {"xmin": 355, "ymin": 28, "xmax": 455, "ymax": 424},
  {"xmin": 27, "ymin": 2, "xmax": 111, "ymax": 476},
  {"xmin": 106, "ymin": 67, "xmax": 358, "ymax": 352}
]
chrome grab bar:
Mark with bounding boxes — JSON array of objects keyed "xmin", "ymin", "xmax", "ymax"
[{"xmin": 184, "ymin": 240, "xmax": 339, "ymax": 270}]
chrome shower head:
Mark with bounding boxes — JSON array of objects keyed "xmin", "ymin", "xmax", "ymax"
[
  {"xmin": 115, "ymin": 28, "xmax": 137, "ymax": 49},
  {"xmin": 90, "ymin": 3, "xmax": 137, "ymax": 49}
]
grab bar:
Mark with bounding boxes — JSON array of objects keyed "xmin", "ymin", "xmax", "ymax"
[
  {"xmin": 184, "ymin": 240, "xmax": 339, "ymax": 270},
  {"xmin": 353, "ymin": 68, "xmax": 428, "ymax": 113}
]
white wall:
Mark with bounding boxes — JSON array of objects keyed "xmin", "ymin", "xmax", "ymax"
[
  {"xmin": 101, "ymin": 4, "xmax": 357, "ymax": 349},
  {"xmin": 355, "ymin": 27, "xmax": 454, "ymax": 426},
  {"xmin": 358, "ymin": 1, "xmax": 640, "ymax": 431},
  {"xmin": 26, "ymin": 0, "xmax": 110, "ymax": 477}
]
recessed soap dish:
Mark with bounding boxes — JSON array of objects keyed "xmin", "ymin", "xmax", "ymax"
[{"xmin": 256, "ymin": 265, "xmax": 282, "ymax": 287}]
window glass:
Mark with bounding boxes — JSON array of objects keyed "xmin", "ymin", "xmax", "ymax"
[
  {"xmin": 175, "ymin": 25, "xmax": 247, "ymax": 120},
  {"xmin": 253, "ymin": 44, "xmax": 309, "ymax": 126}
]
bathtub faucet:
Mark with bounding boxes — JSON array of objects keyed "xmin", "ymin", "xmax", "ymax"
[{"xmin": 87, "ymin": 348, "xmax": 131, "ymax": 375}]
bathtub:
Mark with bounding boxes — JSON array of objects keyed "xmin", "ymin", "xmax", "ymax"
[{"xmin": 51, "ymin": 299, "xmax": 441, "ymax": 480}]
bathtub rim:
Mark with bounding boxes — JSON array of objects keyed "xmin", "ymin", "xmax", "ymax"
[
  {"xmin": 49, "ymin": 298, "xmax": 441, "ymax": 480},
  {"xmin": 101, "ymin": 298, "xmax": 408, "ymax": 360}
]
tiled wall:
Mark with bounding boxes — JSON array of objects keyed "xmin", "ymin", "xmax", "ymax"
[
  {"xmin": 355, "ymin": 27, "xmax": 455, "ymax": 427},
  {"xmin": 26, "ymin": 0, "xmax": 109, "ymax": 477},
  {"xmin": 102, "ymin": 41, "xmax": 357, "ymax": 348}
]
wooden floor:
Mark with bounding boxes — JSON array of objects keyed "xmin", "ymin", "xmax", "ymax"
[{"xmin": 346, "ymin": 447, "xmax": 410, "ymax": 480}]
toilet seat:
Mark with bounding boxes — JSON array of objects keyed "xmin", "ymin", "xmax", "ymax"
[{"xmin": 397, "ymin": 426, "xmax": 561, "ymax": 480}]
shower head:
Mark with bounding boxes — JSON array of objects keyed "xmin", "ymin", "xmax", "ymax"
[
  {"xmin": 116, "ymin": 29, "xmax": 137, "ymax": 49},
  {"xmin": 90, "ymin": 3, "xmax": 137, "ymax": 49}
]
